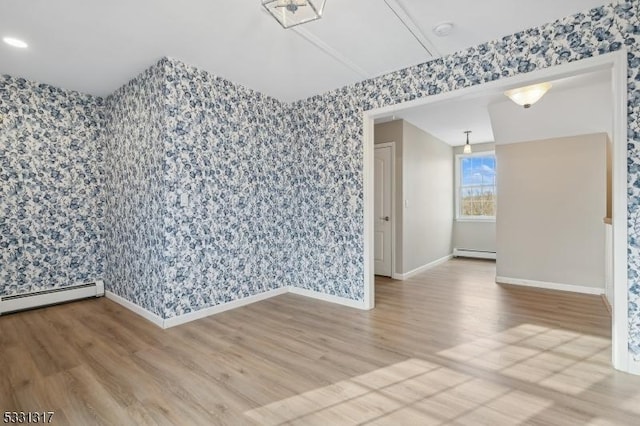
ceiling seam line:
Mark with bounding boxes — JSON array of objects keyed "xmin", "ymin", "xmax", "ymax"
[
  {"xmin": 382, "ymin": 0, "xmax": 437, "ymax": 58},
  {"xmin": 291, "ymin": 26, "xmax": 371, "ymax": 79}
]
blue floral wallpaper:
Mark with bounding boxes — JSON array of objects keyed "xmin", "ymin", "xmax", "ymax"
[
  {"xmin": 99, "ymin": 58, "xmax": 298, "ymax": 318},
  {"xmin": 161, "ymin": 58, "xmax": 296, "ymax": 317},
  {"xmin": 0, "ymin": 76, "xmax": 105, "ymax": 295},
  {"xmin": 1, "ymin": 1, "xmax": 639, "ymax": 360},
  {"xmin": 102, "ymin": 61, "xmax": 169, "ymax": 317},
  {"xmin": 290, "ymin": 100, "xmax": 365, "ymax": 301}
]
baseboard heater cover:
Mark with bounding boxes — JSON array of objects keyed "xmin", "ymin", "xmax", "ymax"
[
  {"xmin": 0, "ymin": 280, "xmax": 104, "ymax": 315},
  {"xmin": 453, "ymin": 248, "xmax": 496, "ymax": 260}
]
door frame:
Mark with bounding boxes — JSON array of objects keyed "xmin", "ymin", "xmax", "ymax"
[
  {"xmin": 362, "ymin": 50, "xmax": 632, "ymax": 374},
  {"xmin": 374, "ymin": 141, "xmax": 397, "ymax": 279}
]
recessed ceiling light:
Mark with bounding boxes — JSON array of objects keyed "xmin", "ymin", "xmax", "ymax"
[
  {"xmin": 3, "ymin": 37, "xmax": 28, "ymax": 49},
  {"xmin": 433, "ymin": 22, "xmax": 454, "ymax": 37}
]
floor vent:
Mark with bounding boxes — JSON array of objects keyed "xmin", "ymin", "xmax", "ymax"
[
  {"xmin": 453, "ymin": 248, "xmax": 496, "ymax": 260},
  {"xmin": 0, "ymin": 280, "xmax": 104, "ymax": 315}
]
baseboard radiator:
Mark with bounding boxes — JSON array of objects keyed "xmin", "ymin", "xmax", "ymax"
[
  {"xmin": 0, "ymin": 280, "xmax": 104, "ymax": 315},
  {"xmin": 453, "ymin": 248, "xmax": 496, "ymax": 260}
]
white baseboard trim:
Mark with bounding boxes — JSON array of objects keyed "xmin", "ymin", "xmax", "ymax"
[
  {"xmin": 453, "ymin": 248, "xmax": 496, "ymax": 260},
  {"xmin": 287, "ymin": 286, "xmax": 369, "ymax": 310},
  {"xmin": 629, "ymin": 358, "xmax": 640, "ymax": 376},
  {"xmin": 163, "ymin": 287, "xmax": 288, "ymax": 328},
  {"xmin": 106, "ymin": 285, "xmax": 368, "ymax": 329},
  {"xmin": 395, "ymin": 254, "xmax": 453, "ymax": 281},
  {"xmin": 601, "ymin": 294, "xmax": 612, "ymax": 316},
  {"xmin": 495, "ymin": 276, "xmax": 605, "ymax": 295},
  {"xmin": 105, "ymin": 291, "xmax": 165, "ymax": 328}
]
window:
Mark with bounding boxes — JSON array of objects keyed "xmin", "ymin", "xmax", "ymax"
[{"xmin": 456, "ymin": 152, "xmax": 496, "ymax": 220}]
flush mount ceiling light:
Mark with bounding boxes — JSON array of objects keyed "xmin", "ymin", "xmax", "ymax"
[
  {"xmin": 433, "ymin": 22, "xmax": 454, "ymax": 37},
  {"xmin": 463, "ymin": 130, "xmax": 472, "ymax": 154},
  {"xmin": 263, "ymin": 0, "xmax": 326, "ymax": 29},
  {"xmin": 504, "ymin": 82, "xmax": 552, "ymax": 108},
  {"xmin": 3, "ymin": 36, "xmax": 28, "ymax": 49}
]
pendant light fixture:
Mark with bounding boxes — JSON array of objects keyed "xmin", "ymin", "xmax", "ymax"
[
  {"xmin": 263, "ymin": 0, "xmax": 326, "ymax": 29},
  {"xmin": 463, "ymin": 130, "xmax": 472, "ymax": 154},
  {"xmin": 504, "ymin": 82, "xmax": 552, "ymax": 108}
]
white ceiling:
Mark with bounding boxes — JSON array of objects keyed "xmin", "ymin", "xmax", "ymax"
[
  {"xmin": 489, "ymin": 77, "xmax": 612, "ymax": 145},
  {"xmin": 385, "ymin": 69, "xmax": 612, "ymax": 146},
  {"xmin": 0, "ymin": 0, "xmax": 615, "ymax": 101}
]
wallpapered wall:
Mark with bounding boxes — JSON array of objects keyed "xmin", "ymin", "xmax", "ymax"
[
  {"xmin": 0, "ymin": 76, "xmax": 104, "ymax": 295},
  {"xmin": 290, "ymin": 96, "xmax": 365, "ymax": 301},
  {"xmin": 102, "ymin": 62, "xmax": 168, "ymax": 317},
  {"xmin": 161, "ymin": 58, "xmax": 296, "ymax": 317},
  {"xmin": 1, "ymin": 1, "xmax": 639, "ymax": 358},
  {"xmin": 100, "ymin": 57, "xmax": 297, "ymax": 318}
]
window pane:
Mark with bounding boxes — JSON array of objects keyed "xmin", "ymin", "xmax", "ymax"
[
  {"xmin": 458, "ymin": 153, "xmax": 496, "ymax": 218},
  {"xmin": 461, "ymin": 198, "xmax": 473, "ymax": 216}
]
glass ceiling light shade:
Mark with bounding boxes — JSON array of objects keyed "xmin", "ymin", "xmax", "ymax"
[
  {"xmin": 263, "ymin": 0, "xmax": 326, "ymax": 29},
  {"xmin": 504, "ymin": 82, "xmax": 552, "ymax": 108},
  {"xmin": 3, "ymin": 36, "xmax": 28, "ymax": 48},
  {"xmin": 463, "ymin": 131, "xmax": 472, "ymax": 154}
]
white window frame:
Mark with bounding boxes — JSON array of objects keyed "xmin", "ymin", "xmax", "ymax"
[{"xmin": 455, "ymin": 151, "xmax": 497, "ymax": 222}]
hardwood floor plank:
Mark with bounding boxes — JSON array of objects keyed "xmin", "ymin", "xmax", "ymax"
[
  {"xmin": 11, "ymin": 309, "xmax": 83, "ymax": 377},
  {"xmin": 1, "ymin": 258, "xmax": 639, "ymax": 425}
]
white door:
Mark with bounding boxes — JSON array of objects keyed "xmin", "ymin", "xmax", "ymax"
[{"xmin": 374, "ymin": 145, "xmax": 393, "ymax": 277}]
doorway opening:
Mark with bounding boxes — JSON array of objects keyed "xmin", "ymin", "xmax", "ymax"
[{"xmin": 362, "ymin": 50, "xmax": 630, "ymax": 373}]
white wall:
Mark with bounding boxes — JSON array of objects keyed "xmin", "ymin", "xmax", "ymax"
[
  {"xmin": 402, "ymin": 121, "xmax": 453, "ymax": 272},
  {"xmin": 374, "ymin": 120, "xmax": 453, "ymax": 276},
  {"xmin": 496, "ymin": 133, "xmax": 607, "ymax": 289},
  {"xmin": 489, "ymin": 80, "xmax": 612, "ymax": 146},
  {"xmin": 452, "ymin": 142, "xmax": 496, "ymax": 253}
]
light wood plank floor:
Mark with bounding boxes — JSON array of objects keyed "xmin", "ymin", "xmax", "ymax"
[{"xmin": 2, "ymin": 259, "xmax": 639, "ymax": 425}]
